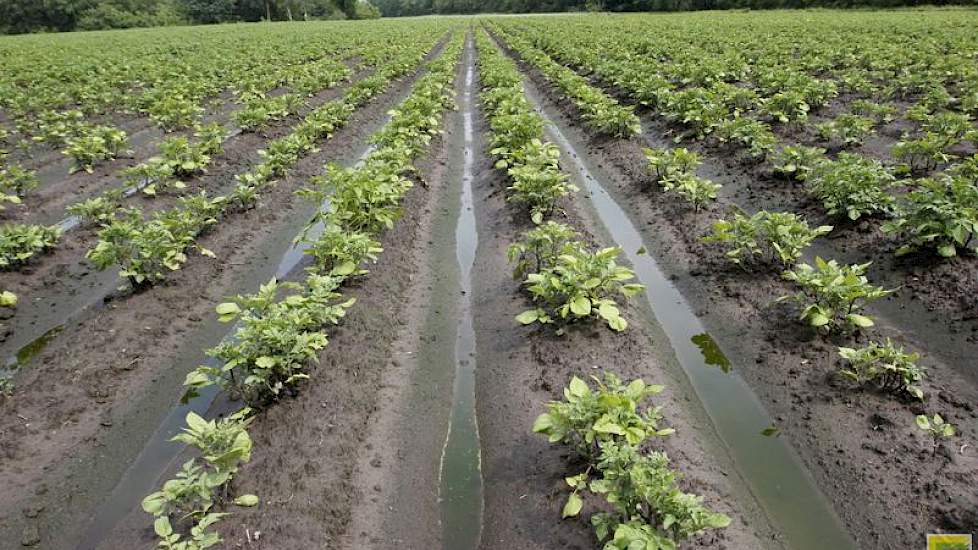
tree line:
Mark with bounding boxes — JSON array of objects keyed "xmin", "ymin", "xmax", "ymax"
[
  {"xmin": 372, "ymin": 0, "xmax": 975, "ymax": 15},
  {"xmin": 1, "ymin": 0, "xmax": 974, "ymax": 34},
  {"xmin": 0, "ymin": 0, "xmax": 379, "ymax": 34}
]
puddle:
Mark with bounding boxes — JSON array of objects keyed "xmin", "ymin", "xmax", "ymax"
[
  {"xmin": 437, "ymin": 37, "xmax": 484, "ymax": 550},
  {"xmin": 690, "ymin": 332, "xmax": 731, "ymax": 373},
  {"xmin": 2, "ymin": 133, "xmax": 374, "ymax": 375},
  {"xmin": 1, "ymin": 324, "xmax": 64, "ymax": 377},
  {"xmin": 526, "ymin": 83, "xmax": 856, "ymax": 550}
]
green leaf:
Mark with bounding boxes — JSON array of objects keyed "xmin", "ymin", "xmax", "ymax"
[
  {"xmin": 761, "ymin": 425, "xmax": 780, "ymax": 437},
  {"xmin": 606, "ymin": 315, "xmax": 627, "ymax": 332},
  {"xmin": 515, "ymin": 310, "xmax": 539, "ymax": 325},
  {"xmin": 532, "ymin": 413, "xmax": 554, "ymax": 433},
  {"xmin": 234, "ymin": 494, "xmax": 260, "ymax": 507},
  {"xmin": 569, "ymin": 296, "xmax": 591, "ymax": 316},
  {"xmin": 568, "ymin": 376, "xmax": 589, "ymax": 398},
  {"xmin": 808, "ymin": 312, "xmax": 831, "ymax": 327},
  {"xmin": 561, "ymin": 492, "xmax": 583, "ymax": 518},
  {"xmin": 154, "ymin": 517, "xmax": 173, "ymax": 537},
  {"xmin": 915, "ymin": 414, "xmax": 930, "ymax": 430},
  {"xmin": 847, "ymin": 313, "xmax": 874, "ymax": 328},
  {"xmin": 593, "ymin": 416, "xmax": 625, "ymax": 435},
  {"xmin": 332, "ymin": 261, "xmax": 357, "ymax": 276},
  {"xmin": 215, "ymin": 302, "xmax": 241, "ymax": 322}
]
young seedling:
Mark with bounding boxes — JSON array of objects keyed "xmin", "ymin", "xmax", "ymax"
[{"xmin": 915, "ymin": 414, "xmax": 955, "ymax": 454}]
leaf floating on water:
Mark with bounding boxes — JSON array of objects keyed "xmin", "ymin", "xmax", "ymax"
[
  {"xmin": 761, "ymin": 425, "xmax": 780, "ymax": 437},
  {"xmin": 636, "ymin": 246, "xmax": 647, "ymax": 255}
]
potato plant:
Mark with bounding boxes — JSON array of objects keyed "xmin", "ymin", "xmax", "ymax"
[
  {"xmin": 816, "ymin": 114, "xmax": 876, "ymax": 145},
  {"xmin": 915, "ymin": 413, "xmax": 956, "ymax": 450},
  {"xmin": 505, "ymin": 140, "xmax": 577, "ymax": 223},
  {"xmin": 644, "ymin": 147, "xmax": 700, "ymax": 185},
  {"xmin": 714, "ymin": 116, "xmax": 778, "ymax": 160},
  {"xmin": 0, "ymin": 223, "xmax": 61, "ymax": 268},
  {"xmin": 301, "ymin": 224, "xmax": 383, "ymax": 277},
  {"xmin": 704, "ymin": 209, "xmax": 832, "ymax": 268},
  {"xmin": 234, "ymin": 93, "xmax": 303, "ymax": 131},
  {"xmin": 515, "ymin": 243, "xmax": 643, "ymax": 332},
  {"xmin": 534, "ymin": 374, "xmax": 729, "ymax": 548},
  {"xmin": 142, "ymin": 409, "xmax": 257, "ymax": 550},
  {"xmin": 881, "ymin": 175, "xmax": 978, "ymax": 258},
  {"xmin": 124, "ymin": 125, "xmax": 225, "ymax": 196},
  {"xmin": 63, "ymin": 125, "xmax": 129, "ymax": 173},
  {"xmin": 892, "ymin": 134, "xmax": 955, "ymax": 175},
  {"xmin": 666, "ymin": 174, "xmax": 721, "ymax": 213},
  {"xmin": 837, "ymin": 339, "xmax": 925, "ymax": 399},
  {"xmin": 0, "ymin": 164, "xmax": 38, "ymax": 209},
  {"xmin": 763, "ymin": 90, "xmax": 810, "ymax": 124},
  {"xmin": 772, "ymin": 145, "xmax": 826, "ymax": 181},
  {"xmin": 87, "ymin": 194, "xmax": 222, "ymax": 287},
  {"xmin": 806, "ymin": 153, "xmax": 896, "ymax": 220},
  {"xmin": 185, "ymin": 276, "xmax": 354, "ymax": 405},
  {"xmin": 66, "ymin": 189, "xmax": 125, "ymax": 226},
  {"xmin": 507, "ymin": 220, "xmax": 579, "ymax": 279},
  {"xmin": 780, "ymin": 257, "xmax": 891, "ymax": 332}
]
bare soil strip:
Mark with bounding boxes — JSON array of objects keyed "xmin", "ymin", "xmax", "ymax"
[
  {"xmin": 0, "ymin": 66, "xmax": 374, "ymax": 361},
  {"xmin": 499, "ymin": 37, "xmax": 978, "ymax": 550},
  {"xmin": 0, "ymin": 48, "xmax": 446, "ymax": 550},
  {"xmin": 471, "ymin": 36, "xmax": 778, "ymax": 550}
]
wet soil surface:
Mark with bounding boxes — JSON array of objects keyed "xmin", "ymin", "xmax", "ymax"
[
  {"xmin": 0, "ymin": 68, "xmax": 371, "ymax": 359},
  {"xmin": 5, "ymin": 29, "xmax": 975, "ymax": 550},
  {"xmin": 472, "ymin": 38, "xmax": 779, "ymax": 550},
  {"xmin": 498, "ymin": 38, "xmax": 978, "ymax": 550},
  {"xmin": 0, "ymin": 48, "xmax": 444, "ymax": 550}
]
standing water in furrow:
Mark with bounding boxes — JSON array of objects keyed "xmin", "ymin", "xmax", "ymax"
[
  {"xmin": 438, "ymin": 34, "xmax": 484, "ymax": 550},
  {"xmin": 73, "ymin": 142, "xmax": 379, "ymax": 550},
  {"xmin": 523, "ymin": 84, "xmax": 857, "ymax": 549}
]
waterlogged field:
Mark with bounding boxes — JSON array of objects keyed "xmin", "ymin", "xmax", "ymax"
[{"xmin": 1, "ymin": 9, "xmax": 976, "ymax": 550}]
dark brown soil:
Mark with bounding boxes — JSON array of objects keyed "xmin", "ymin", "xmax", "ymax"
[
  {"xmin": 5, "ymin": 26, "xmax": 974, "ymax": 550},
  {"xmin": 472, "ymin": 37, "xmax": 778, "ymax": 550},
  {"xmin": 0, "ymin": 47, "xmax": 445, "ymax": 550},
  {"xmin": 0, "ymin": 68, "xmax": 372, "ymax": 362},
  {"xmin": 498, "ymin": 38, "xmax": 978, "ymax": 550}
]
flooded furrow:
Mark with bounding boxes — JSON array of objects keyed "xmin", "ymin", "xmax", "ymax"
[
  {"xmin": 520, "ymin": 76, "xmax": 857, "ymax": 549},
  {"xmin": 437, "ymin": 34, "xmax": 484, "ymax": 550},
  {"xmin": 0, "ymin": 74, "xmax": 395, "ymax": 375},
  {"xmin": 71, "ymin": 142, "xmax": 378, "ymax": 550}
]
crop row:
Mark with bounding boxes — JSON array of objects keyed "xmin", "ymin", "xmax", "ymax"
[
  {"xmin": 491, "ymin": 17, "xmax": 960, "ymax": 453},
  {"xmin": 475, "ymin": 27, "xmax": 729, "ymax": 549},
  {"xmin": 0, "ymin": 24, "xmax": 371, "ymax": 200},
  {"xmin": 86, "ymin": 36, "xmax": 439, "ymax": 289},
  {"xmin": 0, "ymin": 25, "xmax": 418, "ymax": 192},
  {"xmin": 0, "ymin": 27, "xmax": 445, "ymax": 321},
  {"xmin": 0, "ymin": 20, "xmax": 456, "ymax": 220},
  {"xmin": 141, "ymin": 31, "xmax": 465, "ymax": 549},
  {"xmin": 498, "ymin": 16, "xmax": 978, "ymax": 262}
]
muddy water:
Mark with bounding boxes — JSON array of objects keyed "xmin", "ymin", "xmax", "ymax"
[
  {"xmin": 72, "ymin": 142, "xmax": 380, "ymax": 550},
  {"xmin": 525, "ymin": 90, "xmax": 856, "ymax": 549},
  {"xmin": 437, "ymin": 37, "xmax": 484, "ymax": 550}
]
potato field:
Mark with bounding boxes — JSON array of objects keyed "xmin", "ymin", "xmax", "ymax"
[{"xmin": 1, "ymin": 9, "xmax": 977, "ymax": 550}]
